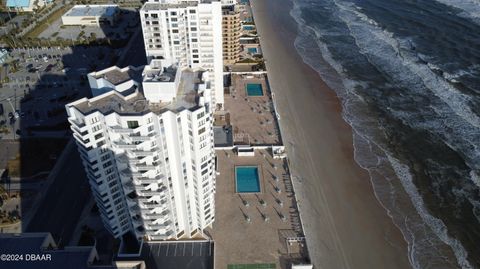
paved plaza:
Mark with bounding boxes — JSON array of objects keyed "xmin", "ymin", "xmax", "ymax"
[
  {"xmin": 209, "ymin": 148, "xmax": 306, "ymax": 269},
  {"xmin": 225, "ymin": 74, "xmax": 281, "ymax": 145}
]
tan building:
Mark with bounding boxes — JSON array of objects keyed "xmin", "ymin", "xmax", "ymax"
[{"xmin": 222, "ymin": 5, "xmax": 241, "ymax": 65}]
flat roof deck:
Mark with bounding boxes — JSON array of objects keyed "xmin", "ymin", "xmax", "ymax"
[
  {"xmin": 209, "ymin": 148, "xmax": 307, "ymax": 268},
  {"xmin": 142, "ymin": 1, "xmax": 199, "ymax": 11},
  {"xmin": 64, "ymin": 5, "xmax": 118, "ymax": 17},
  {"xmin": 116, "ymin": 241, "xmax": 214, "ymax": 269},
  {"xmin": 69, "ymin": 68, "xmax": 205, "ymax": 116},
  {"xmin": 225, "ymin": 74, "xmax": 281, "ymax": 145},
  {"xmin": 93, "ymin": 66, "xmax": 143, "ymax": 86}
]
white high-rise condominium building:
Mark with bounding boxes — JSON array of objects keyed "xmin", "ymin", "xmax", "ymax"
[
  {"xmin": 140, "ymin": 0, "xmax": 224, "ymax": 109},
  {"xmin": 66, "ymin": 65, "xmax": 216, "ymax": 241}
]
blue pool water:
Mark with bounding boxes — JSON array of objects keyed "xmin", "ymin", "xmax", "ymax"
[
  {"xmin": 246, "ymin": 83, "xmax": 263, "ymax": 96},
  {"xmin": 248, "ymin": 48, "xmax": 258, "ymax": 54},
  {"xmin": 235, "ymin": 166, "xmax": 260, "ymax": 193},
  {"xmin": 243, "ymin": 25, "xmax": 255, "ymax": 31}
]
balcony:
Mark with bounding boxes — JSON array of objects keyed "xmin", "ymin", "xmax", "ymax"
[
  {"xmin": 138, "ymin": 189, "xmax": 159, "ymax": 196},
  {"xmin": 129, "ymin": 204, "xmax": 141, "ymax": 214},
  {"xmin": 131, "ymin": 216, "xmax": 144, "ymax": 227},
  {"xmin": 68, "ymin": 118, "xmax": 87, "ymax": 130},
  {"xmin": 131, "ymin": 149, "xmax": 155, "ymax": 157},
  {"xmin": 138, "ymin": 178, "xmax": 159, "ymax": 184},
  {"xmin": 145, "ymin": 224, "xmax": 165, "ymax": 230},
  {"xmin": 126, "ymin": 194, "xmax": 138, "ymax": 207},
  {"xmin": 73, "ymin": 133, "xmax": 91, "ymax": 147},
  {"xmin": 129, "ymin": 135, "xmax": 153, "ymax": 142},
  {"xmin": 123, "ymin": 182, "xmax": 135, "ymax": 192},
  {"xmin": 120, "ymin": 168, "xmax": 142, "ymax": 178},
  {"xmin": 109, "ymin": 125, "xmax": 134, "ymax": 134},
  {"xmin": 136, "ymin": 162, "xmax": 157, "ymax": 170},
  {"xmin": 114, "ymin": 141, "xmax": 137, "ymax": 150}
]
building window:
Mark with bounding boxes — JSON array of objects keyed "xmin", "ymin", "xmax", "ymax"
[{"xmin": 127, "ymin": 121, "xmax": 139, "ymax": 129}]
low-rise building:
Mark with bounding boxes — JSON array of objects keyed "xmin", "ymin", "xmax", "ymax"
[
  {"xmin": 0, "ymin": 233, "xmax": 147, "ymax": 269},
  {"xmin": 62, "ymin": 5, "xmax": 119, "ymax": 26}
]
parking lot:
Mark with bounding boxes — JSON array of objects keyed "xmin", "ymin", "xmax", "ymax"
[
  {"xmin": 133, "ymin": 241, "xmax": 214, "ymax": 269},
  {"xmin": 38, "ymin": 8, "xmax": 139, "ymax": 41},
  {"xmin": 0, "ymin": 45, "xmax": 123, "ymax": 140},
  {"xmin": 145, "ymin": 241, "xmax": 213, "ymax": 257}
]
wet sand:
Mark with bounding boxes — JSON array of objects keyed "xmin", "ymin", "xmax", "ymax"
[{"xmin": 250, "ymin": 0, "xmax": 412, "ymax": 268}]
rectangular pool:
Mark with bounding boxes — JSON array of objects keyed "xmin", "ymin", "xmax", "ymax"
[
  {"xmin": 247, "ymin": 48, "xmax": 258, "ymax": 54},
  {"xmin": 243, "ymin": 25, "xmax": 255, "ymax": 31},
  {"xmin": 246, "ymin": 83, "xmax": 264, "ymax": 96},
  {"xmin": 235, "ymin": 166, "xmax": 261, "ymax": 193}
]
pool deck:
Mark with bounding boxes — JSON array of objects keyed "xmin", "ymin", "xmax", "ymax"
[
  {"xmin": 208, "ymin": 148, "xmax": 308, "ymax": 269},
  {"xmin": 225, "ymin": 74, "xmax": 281, "ymax": 145}
]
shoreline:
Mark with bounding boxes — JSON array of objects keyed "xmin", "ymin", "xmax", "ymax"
[{"xmin": 250, "ymin": 0, "xmax": 412, "ymax": 268}]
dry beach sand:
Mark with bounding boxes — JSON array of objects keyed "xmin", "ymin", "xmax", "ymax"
[{"xmin": 250, "ymin": 0, "xmax": 412, "ymax": 268}]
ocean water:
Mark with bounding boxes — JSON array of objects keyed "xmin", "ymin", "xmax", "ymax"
[{"xmin": 289, "ymin": 0, "xmax": 480, "ymax": 268}]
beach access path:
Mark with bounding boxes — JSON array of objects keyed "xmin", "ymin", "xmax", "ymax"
[{"xmin": 250, "ymin": 0, "xmax": 412, "ymax": 268}]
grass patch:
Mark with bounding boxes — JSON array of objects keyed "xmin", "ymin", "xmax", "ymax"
[
  {"xmin": 25, "ymin": 5, "xmax": 72, "ymax": 38},
  {"xmin": 7, "ymin": 155, "xmax": 21, "ymax": 178}
]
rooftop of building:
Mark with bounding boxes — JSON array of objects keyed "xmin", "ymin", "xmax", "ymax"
[
  {"xmin": 116, "ymin": 241, "xmax": 214, "ymax": 269},
  {"xmin": 0, "ymin": 233, "xmax": 98, "ymax": 269},
  {"xmin": 143, "ymin": 65, "xmax": 177, "ymax": 83},
  {"xmin": 141, "ymin": 1, "xmax": 199, "ymax": 11},
  {"xmin": 90, "ymin": 66, "xmax": 144, "ymax": 86},
  {"xmin": 69, "ymin": 68, "xmax": 207, "ymax": 116},
  {"xmin": 221, "ymin": 4, "xmax": 238, "ymax": 14},
  {"xmin": 64, "ymin": 4, "xmax": 119, "ymax": 17}
]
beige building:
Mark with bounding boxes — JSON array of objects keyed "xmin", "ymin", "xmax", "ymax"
[
  {"xmin": 62, "ymin": 5, "xmax": 119, "ymax": 26},
  {"xmin": 222, "ymin": 5, "xmax": 240, "ymax": 65}
]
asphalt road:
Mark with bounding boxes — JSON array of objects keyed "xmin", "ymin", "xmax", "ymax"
[{"xmin": 25, "ymin": 146, "xmax": 90, "ymax": 247}]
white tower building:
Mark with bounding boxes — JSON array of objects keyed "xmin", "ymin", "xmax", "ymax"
[
  {"xmin": 140, "ymin": 1, "xmax": 224, "ymax": 109},
  {"xmin": 66, "ymin": 66, "xmax": 216, "ymax": 241}
]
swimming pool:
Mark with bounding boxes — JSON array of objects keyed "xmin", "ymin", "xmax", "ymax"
[
  {"xmin": 248, "ymin": 48, "xmax": 258, "ymax": 54},
  {"xmin": 235, "ymin": 166, "xmax": 261, "ymax": 193},
  {"xmin": 243, "ymin": 25, "xmax": 255, "ymax": 31},
  {"xmin": 246, "ymin": 83, "xmax": 264, "ymax": 96}
]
